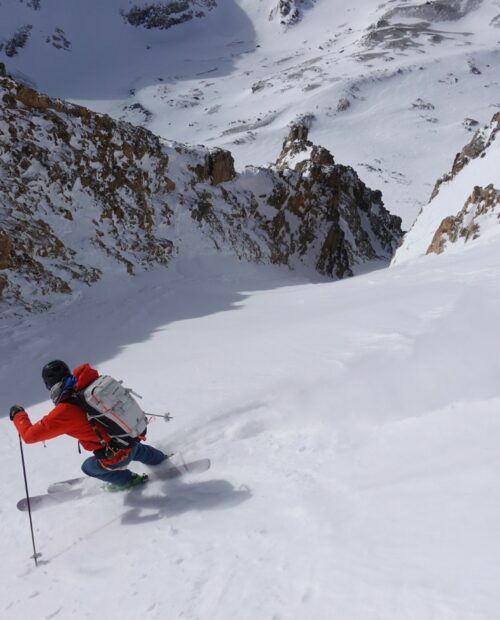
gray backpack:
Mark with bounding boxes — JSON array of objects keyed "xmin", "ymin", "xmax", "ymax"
[{"xmin": 74, "ymin": 375, "xmax": 148, "ymax": 451}]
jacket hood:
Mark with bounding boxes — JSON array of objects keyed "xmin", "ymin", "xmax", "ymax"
[{"xmin": 73, "ymin": 363, "xmax": 99, "ymax": 391}]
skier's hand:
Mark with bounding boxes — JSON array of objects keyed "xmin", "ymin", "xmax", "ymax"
[{"xmin": 9, "ymin": 405, "xmax": 24, "ymax": 421}]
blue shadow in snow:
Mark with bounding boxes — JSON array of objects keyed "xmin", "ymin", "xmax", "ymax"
[
  {"xmin": 2, "ymin": 1, "xmax": 257, "ymax": 101},
  {"xmin": 120, "ymin": 478, "xmax": 252, "ymax": 525},
  {"xmin": 0, "ymin": 257, "xmax": 322, "ymax": 413}
]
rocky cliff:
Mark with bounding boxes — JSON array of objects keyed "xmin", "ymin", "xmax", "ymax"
[
  {"xmin": 393, "ymin": 112, "xmax": 500, "ymax": 265},
  {"xmin": 430, "ymin": 111, "xmax": 500, "ymax": 201},
  {"xmin": 0, "ymin": 66, "xmax": 403, "ymax": 313},
  {"xmin": 426, "ymin": 185, "xmax": 500, "ymax": 255},
  {"xmin": 266, "ymin": 124, "xmax": 402, "ymax": 278}
]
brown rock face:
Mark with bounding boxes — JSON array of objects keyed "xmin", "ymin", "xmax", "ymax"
[
  {"xmin": 427, "ymin": 184, "xmax": 500, "ymax": 254},
  {"xmin": 426, "ymin": 216, "xmax": 460, "ymax": 255},
  {"xmin": 0, "ymin": 232, "xmax": 12, "ymax": 269},
  {"xmin": 195, "ymin": 149, "xmax": 236, "ymax": 185},
  {"xmin": 0, "ymin": 74, "xmax": 403, "ymax": 313},
  {"xmin": 16, "ymin": 85, "xmax": 51, "ymax": 111},
  {"xmin": 264, "ymin": 124, "xmax": 402, "ymax": 278},
  {"xmin": 0, "ymin": 71, "xmax": 176, "ymax": 310},
  {"xmin": 0, "ymin": 275, "xmax": 7, "ymax": 299}
]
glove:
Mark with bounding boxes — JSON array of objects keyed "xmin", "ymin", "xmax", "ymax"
[{"xmin": 9, "ymin": 405, "xmax": 24, "ymax": 421}]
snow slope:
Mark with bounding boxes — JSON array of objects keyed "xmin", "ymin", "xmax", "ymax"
[
  {"xmin": 2, "ymin": 2, "xmax": 500, "ymax": 618},
  {"xmin": 2, "ymin": 0, "xmax": 500, "ymax": 227},
  {"xmin": 2, "ymin": 240, "xmax": 500, "ymax": 619}
]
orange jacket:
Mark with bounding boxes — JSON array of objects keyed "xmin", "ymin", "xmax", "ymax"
[{"xmin": 14, "ymin": 363, "xmax": 112, "ymax": 453}]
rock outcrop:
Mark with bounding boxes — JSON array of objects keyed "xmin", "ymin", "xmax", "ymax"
[
  {"xmin": 0, "ymin": 25, "xmax": 33, "ymax": 58},
  {"xmin": 122, "ymin": 1, "xmax": 217, "ymax": 30},
  {"xmin": 362, "ymin": 0, "xmax": 483, "ymax": 56},
  {"xmin": 269, "ymin": 1, "xmax": 316, "ymax": 27},
  {"xmin": 392, "ymin": 111, "xmax": 500, "ymax": 265},
  {"xmin": 383, "ymin": 0, "xmax": 483, "ymax": 22},
  {"xmin": 194, "ymin": 149, "xmax": 236, "ymax": 186},
  {"xmin": 430, "ymin": 112, "xmax": 500, "ymax": 200},
  {"xmin": 267, "ymin": 124, "xmax": 402, "ymax": 278},
  {"xmin": 426, "ymin": 185, "xmax": 500, "ymax": 255},
  {"xmin": 0, "ymin": 70, "xmax": 403, "ymax": 312}
]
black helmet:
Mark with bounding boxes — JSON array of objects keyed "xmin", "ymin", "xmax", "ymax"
[{"xmin": 42, "ymin": 360, "xmax": 71, "ymax": 390}]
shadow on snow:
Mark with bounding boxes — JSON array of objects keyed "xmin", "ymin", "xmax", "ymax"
[
  {"xmin": 121, "ymin": 478, "xmax": 252, "ymax": 525},
  {"xmin": 0, "ymin": 256, "xmax": 325, "ymax": 413},
  {"xmin": 1, "ymin": 1, "xmax": 257, "ymax": 100}
]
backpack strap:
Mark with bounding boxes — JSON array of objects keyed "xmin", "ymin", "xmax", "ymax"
[
  {"xmin": 87, "ymin": 417, "xmax": 109, "ymax": 449},
  {"xmin": 66, "ymin": 391, "xmax": 118, "ymax": 455}
]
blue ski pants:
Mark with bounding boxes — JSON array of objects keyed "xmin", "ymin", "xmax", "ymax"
[{"xmin": 81, "ymin": 442, "xmax": 166, "ymax": 486}]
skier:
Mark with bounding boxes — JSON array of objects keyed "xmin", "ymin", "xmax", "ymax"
[{"xmin": 10, "ymin": 360, "xmax": 167, "ymax": 490}]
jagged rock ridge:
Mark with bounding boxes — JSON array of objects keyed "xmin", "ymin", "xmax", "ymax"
[
  {"xmin": 392, "ymin": 111, "xmax": 500, "ymax": 265},
  {"xmin": 268, "ymin": 124, "xmax": 402, "ymax": 277},
  {"xmin": 430, "ymin": 111, "xmax": 500, "ymax": 200},
  {"xmin": 426, "ymin": 184, "xmax": 500, "ymax": 255},
  {"xmin": 0, "ymin": 67, "xmax": 403, "ymax": 312}
]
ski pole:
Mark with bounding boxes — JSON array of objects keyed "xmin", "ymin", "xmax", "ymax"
[
  {"xmin": 18, "ymin": 435, "xmax": 41, "ymax": 567},
  {"xmin": 146, "ymin": 412, "xmax": 173, "ymax": 422}
]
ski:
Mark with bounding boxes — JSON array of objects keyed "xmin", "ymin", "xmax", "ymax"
[
  {"xmin": 17, "ymin": 458, "xmax": 211, "ymax": 512},
  {"xmin": 17, "ymin": 489, "xmax": 87, "ymax": 512},
  {"xmin": 47, "ymin": 458, "xmax": 209, "ymax": 493}
]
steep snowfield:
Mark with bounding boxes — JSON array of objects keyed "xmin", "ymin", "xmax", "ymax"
[
  {"xmin": 2, "ymin": 241, "xmax": 500, "ymax": 619},
  {"xmin": 2, "ymin": 2, "xmax": 500, "ymax": 618},
  {"xmin": 2, "ymin": 0, "xmax": 500, "ymax": 227}
]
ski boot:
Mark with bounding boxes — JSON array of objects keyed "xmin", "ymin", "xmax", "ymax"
[{"xmin": 106, "ymin": 473, "xmax": 149, "ymax": 492}]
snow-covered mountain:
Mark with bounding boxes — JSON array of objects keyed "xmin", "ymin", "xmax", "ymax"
[
  {"xmin": 393, "ymin": 111, "xmax": 500, "ymax": 263},
  {"xmin": 2, "ymin": 3, "xmax": 500, "ymax": 620},
  {"xmin": 0, "ymin": 65, "xmax": 402, "ymax": 313},
  {"xmin": 1, "ymin": 0, "xmax": 499, "ymax": 227}
]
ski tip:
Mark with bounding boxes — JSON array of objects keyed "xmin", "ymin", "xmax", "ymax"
[{"xmin": 186, "ymin": 457, "xmax": 211, "ymax": 472}]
